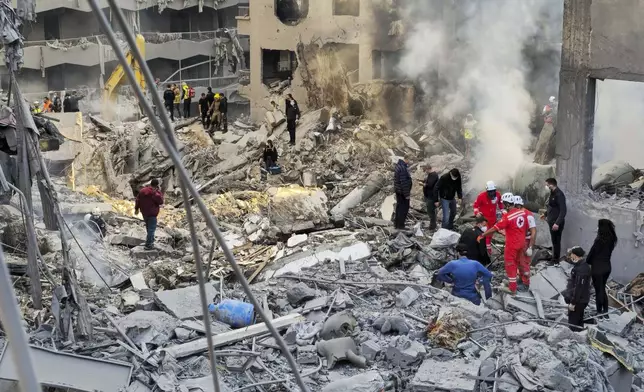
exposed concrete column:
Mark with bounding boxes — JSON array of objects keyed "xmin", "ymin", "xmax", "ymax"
[
  {"xmin": 555, "ymin": 0, "xmax": 593, "ymax": 193},
  {"xmin": 358, "ymin": 43, "xmax": 372, "ymax": 83}
]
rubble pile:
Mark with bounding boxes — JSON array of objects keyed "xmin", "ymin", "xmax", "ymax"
[{"xmin": 0, "ymin": 105, "xmax": 642, "ymax": 391}]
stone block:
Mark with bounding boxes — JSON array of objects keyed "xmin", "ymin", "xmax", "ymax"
[
  {"xmin": 296, "ymin": 345, "xmax": 319, "ymax": 365},
  {"xmin": 386, "ymin": 336, "xmax": 426, "ymax": 368},
  {"xmin": 504, "ymin": 323, "xmax": 538, "ymax": 340},
  {"xmin": 174, "ymin": 327, "xmax": 192, "ymax": 341},
  {"xmin": 360, "ymin": 340, "xmax": 381, "ymax": 362},
  {"xmin": 135, "ymin": 299, "xmax": 156, "ymax": 311},
  {"xmin": 395, "ymin": 287, "xmax": 419, "ymax": 308},
  {"xmin": 286, "ymin": 282, "xmax": 316, "ymax": 305},
  {"xmin": 411, "ymin": 357, "xmax": 480, "ymax": 391},
  {"xmin": 154, "ymin": 284, "xmax": 217, "ymax": 320},
  {"xmin": 598, "ymin": 312, "xmax": 637, "ymax": 336}
]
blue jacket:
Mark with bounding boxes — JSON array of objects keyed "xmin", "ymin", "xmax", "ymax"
[
  {"xmin": 436, "ymin": 257, "xmax": 492, "ymax": 305},
  {"xmin": 394, "ymin": 159, "xmax": 412, "ymax": 197}
]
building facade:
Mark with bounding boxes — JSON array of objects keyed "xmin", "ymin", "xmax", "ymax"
[
  {"xmin": 5, "ymin": 0, "xmax": 250, "ymax": 103},
  {"xmin": 236, "ymin": 0, "xmax": 405, "ymax": 121}
]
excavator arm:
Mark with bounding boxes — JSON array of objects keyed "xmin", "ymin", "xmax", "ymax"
[{"xmin": 103, "ymin": 34, "xmax": 146, "ymax": 102}]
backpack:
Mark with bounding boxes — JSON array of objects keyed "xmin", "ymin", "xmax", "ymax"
[{"xmin": 188, "ymin": 87, "xmax": 195, "ymax": 99}]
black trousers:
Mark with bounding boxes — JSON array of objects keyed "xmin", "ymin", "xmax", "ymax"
[
  {"xmin": 395, "ymin": 193, "xmax": 410, "ymax": 229},
  {"xmin": 567, "ymin": 302, "xmax": 588, "ymax": 331},
  {"xmin": 425, "ymin": 197, "xmax": 437, "ymax": 230},
  {"xmin": 201, "ymin": 111, "xmax": 209, "ymax": 126},
  {"xmin": 549, "ymin": 220, "xmax": 565, "ymax": 262},
  {"xmin": 165, "ymin": 102, "xmax": 174, "ymax": 120},
  {"xmin": 287, "ymin": 119, "xmax": 297, "ymax": 144},
  {"xmin": 183, "ymin": 99, "xmax": 191, "ymax": 118},
  {"xmin": 592, "ymin": 272, "xmax": 610, "ymax": 314},
  {"xmin": 221, "ymin": 113, "xmax": 228, "ymax": 133}
]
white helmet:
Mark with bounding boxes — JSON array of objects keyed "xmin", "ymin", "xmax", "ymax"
[
  {"xmin": 501, "ymin": 192, "xmax": 514, "ymax": 204},
  {"xmin": 92, "ymin": 207, "xmax": 101, "ymax": 217},
  {"xmin": 485, "ymin": 181, "xmax": 496, "ymax": 191},
  {"xmin": 512, "ymin": 195, "xmax": 524, "ymax": 206},
  {"xmin": 549, "ymin": 96, "xmax": 556, "ymax": 103}
]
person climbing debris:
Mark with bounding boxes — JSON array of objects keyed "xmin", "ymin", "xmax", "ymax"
[{"xmin": 436, "ymin": 243, "xmax": 493, "ymax": 305}]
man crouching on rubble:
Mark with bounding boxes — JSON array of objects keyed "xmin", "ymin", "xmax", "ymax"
[
  {"xmin": 436, "ymin": 243, "xmax": 493, "ymax": 305},
  {"xmin": 563, "ymin": 247, "xmax": 591, "ymax": 331},
  {"xmin": 135, "ymin": 179, "xmax": 164, "ymax": 250}
]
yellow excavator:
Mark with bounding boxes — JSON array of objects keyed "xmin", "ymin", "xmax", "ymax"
[{"xmin": 103, "ymin": 34, "xmax": 146, "ymax": 103}]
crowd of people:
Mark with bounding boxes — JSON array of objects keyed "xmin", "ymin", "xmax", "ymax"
[
  {"xmin": 394, "ymin": 160, "xmax": 617, "ymax": 331},
  {"xmin": 31, "ymin": 91, "xmax": 83, "ymax": 114}
]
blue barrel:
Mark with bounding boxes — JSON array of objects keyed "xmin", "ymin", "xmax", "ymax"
[{"xmin": 209, "ymin": 299, "xmax": 255, "ymax": 328}]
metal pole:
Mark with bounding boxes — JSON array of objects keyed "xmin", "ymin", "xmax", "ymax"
[
  {"xmin": 0, "ymin": 246, "xmax": 41, "ymax": 392},
  {"xmin": 95, "ymin": 1, "xmax": 311, "ymax": 391},
  {"xmin": 209, "ymin": 54, "xmax": 212, "ymax": 87}
]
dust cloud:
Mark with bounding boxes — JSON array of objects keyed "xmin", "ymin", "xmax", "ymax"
[
  {"xmin": 398, "ymin": 0, "xmax": 563, "ymax": 190},
  {"xmin": 594, "ymin": 79, "xmax": 644, "ymax": 169}
]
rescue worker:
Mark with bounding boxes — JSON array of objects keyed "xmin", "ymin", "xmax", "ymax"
[
  {"xmin": 393, "ymin": 158, "xmax": 412, "ymax": 230},
  {"xmin": 134, "ymin": 178, "xmax": 164, "ymax": 250},
  {"xmin": 52, "ymin": 94, "xmax": 62, "ymax": 113},
  {"xmin": 542, "ymin": 177, "xmax": 567, "ymax": 265},
  {"xmin": 543, "ymin": 96, "xmax": 557, "ymax": 125},
  {"xmin": 42, "ymin": 97, "xmax": 52, "ymax": 113},
  {"xmin": 513, "ymin": 195, "xmax": 536, "ymax": 290},
  {"xmin": 163, "ymin": 84, "xmax": 175, "ymax": 121},
  {"xmin": 198, "ymin": 93, "xmax": 209, "ymax": 125},
  {"xmin": 563, "ymin": 246, "xmax": 591, "ymax": 331},
  {"xmin": 478, "ymin": 196, "xmax": 528, "ymax": 294},
  {"xmin": 434, "ymin": 168, "xmax": 463, "ymax": 230},
  {"xmin": 84, "ymin": 207, "xmax": 107, "ymax": 238},
  {"xmin": 182, "ymin": 82, "xmax": 192, "ymax": 118},
  {"xmin": 285, "ymin": 93, "xmax": 300, "ymax": 146},
  {"xmin": 423, "ymin": 164, "xmax": 439, "ymax": 230},
  {"xmin": 208, "ymin": 93, "xmax": 222, "ymax": 133},
  {"xmin": 436, "ymin": 243, "xmax": 493, "ymax": 305},
  {"xmin": 31, "ymin": 101, "xmax": 42, "ymax": 114},
  {"xmin": 172, "ymin": 83, "xmax": 182, "ymax": 119},
  {"xmin": 458, "ymin": 215, "xmax": 491, "ymax": 266},
  {"xmin": 219, "ymin": 92, "xmax": 228, "ymax": 133},
  {"xmin": 473, "ymin": 181, "xmax": 504, "ymax": 254},
  {"xmin": 462, "ymin": 113, "xmax": 477, "ymax": 160}
]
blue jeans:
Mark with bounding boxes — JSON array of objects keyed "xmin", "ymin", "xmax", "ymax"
[
  {"xmin": 143, "ymin": 216, "xmax": 157, "ymax": 247},
  {"xmin": 440, "ymin": 198, "xmax": 457, "ymax": 229}
]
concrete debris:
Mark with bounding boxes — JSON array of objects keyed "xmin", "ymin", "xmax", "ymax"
[
  {"xmin": 286, "ymin": 282, "xmax": 317, "ymax": 305},
  {"xmin": 321, "ymin": 371, "xmax": 385, "ymax": 392},
  {"xmin": 317, "ymin": 337, "xmax": 366, "ymax": 368},
  {"xmin": 287, "ymin": 233, "xmax": 308, "ymax": 247},
  {"xmin": 411, "ymin": 357, "xmax": 479, "ymax": 391},
  {"xmin": 320, "ymin": 311, "xmax": 357, "ymax": 340},
  {"xmin": 386, "ymin": 335, "xmax": 426, "ymax": 367},
  {"xmin": 154, "ymin": 284, "xmax": 218, "ymax": 320},
  {"xmin": 396, "ymin": 287, "xmax": 419, "ymax": 308},
  {"xmin": 360, "ymin": 340, "xmax": 382, "ymax": 362},
  {"xmin": 598, "ymin": 311, "xmax": 638, "ymax": 336},
  {"xmin": 373, "ymin": 315, "xmax": 410, "ymax": 335}
]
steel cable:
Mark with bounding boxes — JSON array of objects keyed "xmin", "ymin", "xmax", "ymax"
[{"xmin": 90, "ymin": 1, "xmax": 311, "ymax": 390}]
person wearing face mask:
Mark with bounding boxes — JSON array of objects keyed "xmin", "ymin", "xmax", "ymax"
[
  {"xmin": 457, "ymin": 215, "xmax": 491, "ymax": 266},
  {"xmin": 563, "ymin": 246, "xmax": 591, "ymax": 330},
  {"xmin": 513, "ymin": 195, "xmax": 536, "ymax": 290},
  {"xmin": 541, "ymin": 178, "xmax": 567, "ymax": 265},
  {"xmin": 478, "ymin": 194, "xmax": 527, "ymax": 294},
  {"xmin": 433, "ymin": 168, "xmax": 463, "ymax": 230},
  {"xmin": 472, "ymin": 181, "xmax": 503, "ymax": 254}
]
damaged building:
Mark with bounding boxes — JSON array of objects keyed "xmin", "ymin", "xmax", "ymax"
[
  {"xmin": 237, "ymin": 0, "xmax": 417, "ymax": 127},
  {"xmin": 2, "ymin": 0, "xmax": 250, "ymax": 114}
]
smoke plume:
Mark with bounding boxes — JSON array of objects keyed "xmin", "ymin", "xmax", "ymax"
[
  {"xmin": 594, "ymin": 79, "xmax": 644, "ymax": 169},
  {"xmin": 399, "ymin": 0, "xmax": 563, "ymax": 190}
]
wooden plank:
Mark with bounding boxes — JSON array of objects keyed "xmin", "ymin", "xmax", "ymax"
[{"xmin": 165, "ymin": 314, "xmax": 304, "ymax": 358}]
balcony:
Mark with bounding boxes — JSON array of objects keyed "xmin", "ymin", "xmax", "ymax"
[{"xmin": 11, "ymin": 0, "xmax": 244, "ymax": 13}]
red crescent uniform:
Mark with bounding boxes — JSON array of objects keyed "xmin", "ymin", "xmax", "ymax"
[
  {"xmin": 473, "ymin": 191, "xmax": 503, "ymax": 253},
  {"xmin": 494, "ymin": 208, "xmax": 528, "ymax": 293}
]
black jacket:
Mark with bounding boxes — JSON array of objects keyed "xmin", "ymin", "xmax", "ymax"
[
  {"xmin": 546, "ymin": 187, "xmax": 567, "ymax": 226},
  {"xmin": 220, "ymin": 96, "xmax": 228, "ymax": 114},
  {"xmin": 64, "ymin": 95, "xmax": 83, "ymax": 112},
  {"xmin": 285, "ymin": 99, "xmax": 300, "ymax": 120},
  {"xmin": 434, "ymin": 172, "xmax": 463, "ymax": 201},
  {"xmin": 206, "ymin": 92, "xmax": 215, "ymax": 105},
  {"xmin": 198, "ymin": 98, "xmax": 208, "ymax": 114},
  {"xmin": 263, "ymin": 146, "xmax": 278, "ymax": 163},
  {"xmin": 163, "ymin": 89, "xmax": 175, "ymax": 105},
  {"xmin": 394, "ymin": 160, "xmax": 412, "ymax": 197},
  {"xmin": 458, "ymin": 227, "xmax": 491, "ymax": 266},
  {"xmin": 586, "ymin": 239, "xmax": 615, "ymax": 276},
  {"xmin": 563, "ymin": 260, "xmax": 591, "ymax": 305},
  {"xmin": 423, "ymin": 172, "xmax": 439, "ymax": 200}
]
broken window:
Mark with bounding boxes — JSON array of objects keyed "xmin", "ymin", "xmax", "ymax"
[
  {"xmin": 275, "ymin": 0, "xmax": 309, "ymax": 26},
  {"xmin": 333, "ymin": 0, "xmax": 360, "ymax": 16},
  {"xmin": 372, "ymin": 50, "xmax": 402, "ymax": 80},
  {"xmin": 42, "ymin": 10, "xmax": 61, "ymax": 40},
  {"xmin": 325, "ymin": 43, "xmax": 359, "ymax": 83},
  {"xmin": 261, "ymin": 49, "xmax": 297, "ymax": 87}
]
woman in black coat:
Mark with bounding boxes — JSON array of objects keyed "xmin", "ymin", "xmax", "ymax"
[{"xmin": 586, "ymin": 219, "xmax": 618, "ymax": 318}]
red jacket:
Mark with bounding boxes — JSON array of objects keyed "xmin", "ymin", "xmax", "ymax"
[
  {"xmin": 473, "ymin": 191, "xmax": 503, "ymax": 226},
  {"xmin": 135, "ymin": 186, "xmax": 164, "ymax": 217},
  {"xmin": 494, "ymin": 208, "xmax": 528, "ymax": 249}
]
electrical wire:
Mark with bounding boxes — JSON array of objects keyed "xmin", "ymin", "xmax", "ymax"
[{"xmin": 92, "ymin": 1, "xmax": 311, "ymax": 390}]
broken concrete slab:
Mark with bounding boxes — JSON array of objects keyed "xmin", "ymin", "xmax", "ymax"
[
  {"xmin": 380, "ymin": 194, "xmax": 396, "ymax": 220},
  {"xmin": 540, "ymin": 266, "xmax": 568, "ymax": 294},
  {"xmin": 410, "ymin": 357, "xmax": 479, "ymax": 391},
  {"xmin": 321, "ymin": 370, "xmax": 385, "ymax": 392},
  {"xmin": 296, "ymin": 345, "xmax": 319, "ymax": 365},
  {"xmin": 286, "ymin": 282, "xmax": 317, "ymax": 305},
  {"xmin": 529, "ymin": 273, "xmax": 559, "ymax": 300},
  {"xmin": 395, "ymin": 287, "xmax": 419, "ymax": 308},
  {"xmin": 330, "ymin": 172, "xmax": 386, "ymax": 217},
  {"xmin": 505, "ymin": 323, "xmax": 538, "ymax": 340},
  {"xmin": 598, "ymin": 312, "xmax": 637, "ymax": 336},
  {"xmin": 59, "ymin": 202, "xmax": 113, "ymax": 216},
  {"xmin": 217, "ymin": 142, "xmax": 241, "ymax": 161},
  {"xmin": 154, "ymin": 284, "xmax": 217, "ymax": 320},
  {"xmin": 115, "ymin": 310, "xmax": 179, "ymax": 345},
  {"xmin": 533, "ymin": 360, "xmax": 574, "ymax": 392},
  {"xmin": 287, "ymin": 233, "xmax": 308, "ymax": 248},
  {"xmin": 179, "ymin": 376, "xmax": 231, "ymax": 392},
  {"xmin": 0, "ymin": 342, "xmax": 132, "ymax": 392},
  {"xmin": 386, "ymin": 336, "xmax": 426, "ymax": 367},
  {"xmin": 360, "ymin": 340, "xmax": 382, "ymax": 362},
  {"xmin": 504, "ymin": 294, "xmax": 539, "ymax": 317}
]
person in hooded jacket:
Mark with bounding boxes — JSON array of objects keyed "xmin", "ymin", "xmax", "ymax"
[
  {"xmin": 563, "ymin": 247, "xmax": 591, "ymax": 330},
  {"xmin": 586, "ymin": 219, "xmax": 618, "ymax": 318},
  {"xmin": 434, "ymin": 168, "xmax": 463, "ymax": 229},
  {"xmin": 393, "ymin": 158, "xmax": 412, "ymax": 229}
]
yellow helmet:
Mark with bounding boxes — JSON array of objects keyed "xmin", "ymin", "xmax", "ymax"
[{"xmin": 215, "ymin": 93, "xmax": 221, "ymax": 99}]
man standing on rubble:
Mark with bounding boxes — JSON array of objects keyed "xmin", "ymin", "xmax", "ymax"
[
  {"xmin": 135, "ymin": 178, "xmax": 164, "ymax": 251},
  {"xmin": 182, "ymin": 82, "xmax": 192, "ymax": 119},
  {"xmin": 219, "ymin": 92, "xmax": 228, "ymax": 133},
  {"xmin": 436, "ymin": 243, "xmax": 493, "ymax": 305},
  {"xmin": 473, "ymin": 181, "xmax": 503, "ymax": 254},
  {"xmin": 434, "ymin": 168, "xmax": 463, "ymax": 230},
  {"xmin": 285, "ymin": 93, "xmax": 300, "ymax": 146},
  {"xmin": 172, "ymin": 84, "xmax": 182, "ymax": 120},
  {"xmin": 63, "ymin": 91, "xmax": 83, "ymax": 113},
  {"xmin": 198, "ymin": 93, "xmax": 209, "ymax": 125},
  {"xmin": 164, "ymin": 84, "xmax": 175, "ymax": 121},
  {"xmin": 563, "ymin": 246, "xmax": 591, "ymax": 330},
  {"xmin": 478, "ymin": 197, "xmax": 528, "ymax": 294},
  {"xmin": 394, "ymin": 158, "xmax": 412, "ymax": 230},
  {"xmin": 542, "ymin": 177, "xmax": 567, "ymax": 265},
  {"xmin": 423, "ymin": 164, "xmax": 439, "ymax": 230},
  {"xmin": 513, "ymin": 195, "xmax": 536, "ymax": 290}
]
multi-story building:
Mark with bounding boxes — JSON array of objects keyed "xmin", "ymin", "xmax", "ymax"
[
  {"xmin": 236, "ymin": 0, "xmax": 405, "ymax": 121},
  {"xmin": 4, "ymin": 0, "xmax": 250, "ymax": 109}
]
